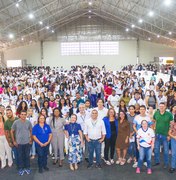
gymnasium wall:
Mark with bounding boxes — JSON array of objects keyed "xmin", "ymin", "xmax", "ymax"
[{"xmin": 4, "ymin": 40, "xmax": 176, "ymax": 70}]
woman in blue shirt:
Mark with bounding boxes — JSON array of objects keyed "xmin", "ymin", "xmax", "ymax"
[
  {"xmin": 32, "ymin": 115, "xmax": 52, "ymax": 173},
  {"xmin": 64, "ymin": 114, "xmax": 84, "ymax": 171},
  {"xmin": 103, "ymin": 108, "xmax": 118, "ymax": 165}
]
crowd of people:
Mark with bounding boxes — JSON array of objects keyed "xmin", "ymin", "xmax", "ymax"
[{"xmin": 0, "ymin": 64, "xmax": 176, "ymax": 176}]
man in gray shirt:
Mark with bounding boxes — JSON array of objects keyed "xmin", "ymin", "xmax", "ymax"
[{"xmin": 11, "ymin": 110, "xmax": 32, "ymax": 176}]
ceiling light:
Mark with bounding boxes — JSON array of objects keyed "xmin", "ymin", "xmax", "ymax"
[
  {"xmin": 126, "ymin": 28, "xmax": 129, "ymax": 32},
  {"xmin": 88, "ymin": 16, "xmax": 91, "ymax": 19},
  {"xmin": 28, "ymin": 13, "xmax": 34, "ymax": 19},
  {"xmin": 30, "ymin": 40, "xmax": 32, "ymax": 43},
  {"xmin": 131, "ymin": 24, "xmax": 135, "ymax": 28},
  {"xmin": 157, "ymin": 35, "xmax": 160, "ymax": 38},
  {"xmin": 51, "ymin": 30, "xmax": 55, "ymax": 33},
  {"xmin": 164, "ymin": 0, "xmax": 172, "ymax": 6},
  {"xmin": 16, "ymin": 3, "xmax": 19, "ymax": 7},
  {"xmin": 148, "ymin": 37, "xmax": 151, "ymax": 41},
  {"xmin": 39, "ymin": 21, "xmax": 43, "ymax": 25},
  {"xmin": 138, "ymin": 19, "xmax": 143, "ymax": 23},
  {"xmin": 169, "ymin": 31, "xmax": 172, "ymax": 35},
  {"xmin": 46, "ymin": 26, "xmax": 50, "ymax": 29},
  {"xmin": 88, "ymin": 1, "xmax": 92, "ymax": 5},
  {"xmin": 21, "ymin": 37, "xmax": 24, "ymax": 41},
  {"xmin": 88, "ymin": 10, "xmax": 92, "ymax": 13},
  {"xmin": 8, "ymin": 33, "xmax": 14, "ymax": 39},
  {"xmin": 148, "ymin": 11, "xmax": 154, "ymax": 17}
]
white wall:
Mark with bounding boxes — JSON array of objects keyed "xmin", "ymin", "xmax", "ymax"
[
  {"xmin": 4, "ymin": 43, "xmax": 41, "ymax": 66},
  {"xmin": 4, "ymin": 40, "xmax": 176, "ymax": 70},
  {"xmin": 139, "ymin": 40, "xmax": 176, "ymax": 64}
]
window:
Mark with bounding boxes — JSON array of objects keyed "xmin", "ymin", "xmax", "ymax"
[
  {"xmin": 61, "ymin": 42, "xmax": 79, "ymax": 56},
  {"xmin": 100, "ymin": 42, "xmax": 119, "ymax": 55},
  {"xmin": 61, "ymin": 41, "xmax": 119, "ymax": 56},
  {"xmin": 7, "ymin": 60, "xmax": 22, "ymax": 67}
]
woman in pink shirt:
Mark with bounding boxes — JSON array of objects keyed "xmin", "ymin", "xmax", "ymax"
[{"xmin": 0, "ymin": 112, "xmax": 13, "ymax": 169}]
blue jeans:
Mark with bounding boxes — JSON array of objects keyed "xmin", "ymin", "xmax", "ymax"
[
  {"xmin": 17, "ymin": 143, "xmax": 31, "ymax": 170},
  {"xmin": 36, "ymin": 145, "xmax": 49, "ymax": 169},
  {"xmin": 137, "ymin": 146, "xmax": 152, "ymax": 169},
  {"xmin": 88, "ymin": 140, "xmax": 101, "ymax": 165},
  {"xmin": 128, "ymin": 142, "xmax": 136, "ymax": 158},
  {"xmin": 171, "ymin": 138, "xmax": 176, "ymax": 169},
  {"xmin": 91, "ymin": 94, "xmax": 97, "ymax": 108},
  {"xmin": 30, "ymin": 142, "xmax": 36, "ymax": 156},
  {"xmin": 154, "ymin": 134, "xmax": 169, "ymax": 166},
  {"xmin": 12, "ymin": 146, "xmax": 19, "ymax": 169}
]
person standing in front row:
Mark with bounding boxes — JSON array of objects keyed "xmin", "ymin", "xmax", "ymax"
[
  {"xmin": 136, "ymin": 120, "xmax": 155, "ymax": 174},
  {"xmin": 32, "ymin": 114, "xmax": 52, "ymax": 173},
  {"xmin": 153, "ymin": 102, "xmax": 173, "ymax": 169},
  {"xmin": 84, "ymin": 109, "xmax": 106, "ymax": 169},
  {"xmin": 64, "ymin": 114, "xmax": 84, "ymax": 171},
  {"xmin": 11, "ymin": 110, "xmax": 33, "ymax": 176}
]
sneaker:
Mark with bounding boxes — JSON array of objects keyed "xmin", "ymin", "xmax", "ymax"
[
  {"xmin": 38, "ymin": 168, "xmax": 43, "ymax": 173},
  {"xmin": 136, "ymin": 167, "xmax": 140, "ymax": 174},
  {"xmin": 24, "ymin": 169, "xmax": 31, "ymax": 175},
  {"xmin": 147, "ymin": 168, "xmax": 152, "ymax": 174},
  {"xmin": 18, "ymin": 169, "xmax": 25, "ymax": 176},
  {"xmin": 96, "ymin": 164, "xmax": 102, "ymax": 169},
  {"xmin": 110, "ymin": 159, "xmax": 114, "ymax": 164},
  {"xmin": 105, "ymin": 160, "xmax": 111, "ymax": 166},
  {"xmin": 132, "ymin": 162, "xmax": 138, "ymax": 168},
  {"xmin": 169, "ymin": 168, "xmax": 175, "ymax": 173},
  {"xmin": 120, "ymin": 159, "xmax": 126, "ymax": 166},
  {"xmin": 127, "ymin": 158, "xmax": 132, "ymax": 164},
  {"xmin": 116, "ymin": 158, "xmax": 121, "ymax": 165},
  {"xmin": 43, "ymin": 167, "xmax": 49, "ymax": 171},
  {"xmin": 87, "ymin": 164, "xmax": 93, "ymax": 169},
  {"xmin": 143, "ymin": 162, "xmax": 147, "ymax": 167}
]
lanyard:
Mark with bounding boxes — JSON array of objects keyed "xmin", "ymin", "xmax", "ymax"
[
  {"xmin": 80, "ymin": 114, "xmax": 86, "ymax": 122},
  {"xmin": 91, "ymin": 120, "xmax": 98, "ymax": 128},
  {"xmin": 70, "ymin": 123, "xmax": 76, "ymax": 134}
]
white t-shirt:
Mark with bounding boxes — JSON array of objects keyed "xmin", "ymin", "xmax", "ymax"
[
  {"xmin": 107, "ymin": 94, "xmax": 120, "ymax": 107},
  {"xmin": 137, "ymin": 128, "xmax": 155, "ymax": 148},
  {"xmin": 94, "ymin": 107, "xmax": 108, "ymax": 120}
]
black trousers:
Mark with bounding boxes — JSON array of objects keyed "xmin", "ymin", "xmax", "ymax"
[{"xmin": 104, "ymin": 133, "xmax": 117, "ymax": 161}]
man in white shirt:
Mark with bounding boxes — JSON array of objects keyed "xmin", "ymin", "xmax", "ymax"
[
  {"xmin": 84, "ymin": 109, "xmax": 106, "ymax": 169},
  {"xmin": 128, "ymin": 91, "xmax": 145, "ymax": 106},
  {"xmin": 108, "ymin": 89, "xmax": 120, "ymax": 111},
  {"xmin": 97, "ymin": 78, "xmax": 104, "ymax": 99},
  {"xmin": 157, "ymin": 90, "xmax": 167, "ymax": 105},
  {"xmin": 77, "ymin": 103, "xmax": 91, "ymax": 161}
]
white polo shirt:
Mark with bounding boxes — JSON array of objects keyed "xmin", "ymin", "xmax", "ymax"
[
  {"xmin": 94, "ymin": 107, "xmax": 108, "ymax": 120},
  {"xmin": 76, "ymin": 111, "xmax": 91, "ymax": 131},
  {"xmin": 84, "ymin": 118, "xmax": 106, "ymax": 140},
  {"xmin": 137, "ymin": 128, "xmax": 155, "ymax": 148}
]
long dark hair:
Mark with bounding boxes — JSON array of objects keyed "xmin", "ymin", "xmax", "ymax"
[
  {"xmin": 16, "ymin": 101, "xmax": 28, "ymax": 114},
  {"xmin": 52, "ymin": 108, "xmax": 62, "ymax": 128},
  {"xmin": 118, "ymin": 110, "xmax": 127, "ymax": 121},
  {"xmin": 40, "ymin": 107, "xmax": 49, "ymax": 118},
  {"xmin": 30, "ymin": 99, "xmax": 39, "ymax": 113}
]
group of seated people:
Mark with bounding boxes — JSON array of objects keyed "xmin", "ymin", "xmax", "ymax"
[{"xmin": 0, "ymin": 64, "xmax": 176, "ymax": 176}]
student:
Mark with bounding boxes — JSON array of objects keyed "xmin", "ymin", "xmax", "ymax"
[{"xmin": 136, "ymin": 120, "xmax": 155, "ymax": 174}]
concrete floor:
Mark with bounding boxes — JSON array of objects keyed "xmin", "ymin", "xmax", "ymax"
[{"xmin": 0, "ymin": 157, "xmax": 175, "ymax": 180}]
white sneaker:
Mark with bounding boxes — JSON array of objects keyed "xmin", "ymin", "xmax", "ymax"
[
  {"xmin": 127, "ymin": 158, "xmax": 132, "ymax": 164},
  {"xmin": 110, "ymin": 159, "xmax": 114, "ymax": 164},
  {"xmin": 116, "ymin": 158, "xmax": 121, "ymax": 165},
  {"xmin": 105, "ymin": 160, "xmax": 111, "ymax": 165},
  {"xmin": 132, "ymin": 162, "xmax": 138, "ymax": 168},
  {"xmin": 143, "ymin": 162, "xmax": 147, "ymax": 167}
]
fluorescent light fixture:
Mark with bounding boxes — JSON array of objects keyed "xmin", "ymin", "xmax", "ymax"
[
  {"xmin": 88, "ymin": 16, "xmax": 91, "ymax": 18},
  {"xmin": 8, "ymin": 33, "xmax": 14, "ymax": 39},
  {"xmin": 126, "ymin": 28, "xmax": 129, "ymax": 32},
  {"xmin": 88, "ymin": 10, "xmax": 92, "ymax": 13},
  {"xmin": 21, "ymin": 37, "xmax": 24, "ymax": 41},
  {"xmin": 16, "ymin": 3, "xmax": 19, "ymax": 7},
  {"xmin": 164, "ymin": 0, "xmax": 172, "ymax": 6},
  {"xmin": 28, "ymin": 13, "xmax": 34, "ymax": 19},
  {"xmin": 39, "ymin": 21, "xmax": 43, "ymax": 25},
  {"xmin": 169, "ymin": 31, "xmax": 172, "ymax": 35},
  {"xmin": 157, "ymin": 35, "xmax": 160, "ymax": 38},
  {"xmin": 88, "ymin": 1, "xmax": 92, "ymax": 5},
  {"xmin": 51, "ymin": 30, "xmax": 55, "ymax": 33},
  {"xmin": 138, "ymin": 19, "xmax": 143, "ymax": 23},
  {"xmin": 131, "ymin": 24, "xmax": 135, "ymax": 28},
  {"xmin": 148, "ymin": 11, "xmax": 154, "ymax": 17},
  {"xmin": 46, "ymin": 26, "xmax": 50, "ymax": 29},
  {"xmin": 148, "ymin": 37, "xmax": 151, "ymax": 40}
]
